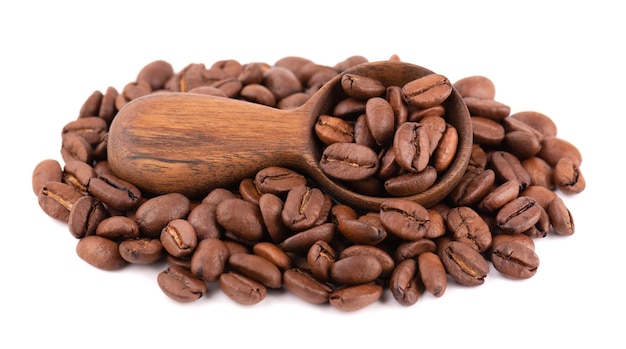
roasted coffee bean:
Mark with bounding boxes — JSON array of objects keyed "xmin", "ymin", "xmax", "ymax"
[
  {"xmin": 453, "ymin": 75, "xmax": 496, "ymax": 99},
  {"xmin": 380, "ymin": 198, "xmax": 429, "ymax": 241},
  {"xmin": 394, "ymin": 239, "xmax": 437, "ymax": 262},
  {"xmin": 524, "ymin": 203, "xmax": 551, "ymax": 238},
  {"xmin": 258, "ymin": 193, "xmax": 289, "ymax": 243},
  {"xmin": 389, "ymin": 258, "xmax": 420, "ymax": 306},
  {"xmin": 329, "ymin": 283, "xmax": 383, "ymax": 311},
  {"xmin": 478, "ymin": 179, "xmax": 519, "ymax": 213},
  {"xmin": 509, "ymin": 111, "xmax": 557, "ymax": 138},
  {"xmin": 240, "ymin": 83, "xmax": 276, "ymax": 106},
  {"xmin": 432, "ymin": 124, "xmax": 458, "ymax": 172},
  {"xmin": 439, "ymin": 240, "xmax": 489, "ymax": 287},
  {"xmin": 353, "ymin": 114, "xmax": 378, "ymax": 149},
  {"xmin": 521, "ymin": 185, "xmax": 557, "ymax": 210},
  {"xmin": 425, "ymin": 208, "xmax": 447, "ymax": 239},
  {"xmin": 283, "ymin": 268, "xmax": 333, "ymax": 304},
  {"xmin": 522, "ymin": 157, "xmax": 555, "ymax": 190},
  {"xmin": 38, "ymin": 181, "xmax": 83, "ymax": 223},
  {"xmin": 491, "ymin": 241, "xmax": 539, "ymax": 279},
  {"xmin": 61, "ymin": 132, "xmax": 94, "ymax": 164},
  {"xmin": 135, "ymin": 193, "xmax": 191, "ymax": 238},
  {"xmin": 32, "ymin": 159, "xmax": 63, "ymax": 195},
  {"xmin": 119, "ymin": 238, "xmax": 163, "ymax": 264},
  {"xmin": 238, "ymin": 178, "xmax": 261, "ymax": 205},
  {"xmin": 537, "ymin": 137, "xmax": 582, "ymax": 167},
  {"xmin": 279, "ymin": 223, "xmax": 335, "ymax": 253},
  {"xmin": 78, "ymin": 90, "xmax": 102, "ymax": 118},
  {"xmin": 237, "ymin": 62, "xmax": 265, "ymax": 85},
  {"xmin": 548, "ymin": 196, "xmax": 575, "ymax": 236},
  {"xmin": 216, "ymin": 198, "xmax": 264, "ymax": 242},
  {"xmin": 446, "ymin": 206, "xmax": 492, "ymax": 253},
  {"xmin": 333, "ymin": 97, "xmax": 366, "ymax": 118},
  {"xmin": 384, "ymin": 166, "xmax": 438, "ymax": 197},
  {"xmin": 320, "ymin": 142, "xmax": 379, "ymax": 181},
  {"xmin": 386, "ymin": 85, "xmax": 408, "ymax": 127},
  {"xmin": 219, "ymin": 271, "xmax": 267, "ymax": 305},
  {"xmin": 190, "ymin": 238, "xmax": 230, "ymax": 282},
  {"xmin": 337, "ymin": 218, "xmax": 387, "ymax": 245},
  {"xmin": 63, "ymin": 160, "xmax": 96, "ymax": 194},
  {"xmin": 254, "ymin": 166, "xmax": 308, "ymax": 195},
  {"xmin": 471, "ymin": 116, "xmax": 505, "ymax": 146},
  {"xmin": 448, "ymin": 167, "xmax": 495, "ymax": 207},
  {"xmin": 469, "ymin": 144, "xmax": 488, "ymax": 169},
  {"xmin": 62, "ymin": 116, "xmax": 108, "ymax": 145},
  {"xmin": 228, "ymin": 253, "xmax": 282, "ymax": 288},
  {"xmin": 187, "ymin": 202, "xmax": 222, "ymax": 240},
  {"xmin": 263, "ymin": 66, "xmax": 302, "ymax": 100},
  {"xmin": 338, "ymin": 244, "xmax": 396, "ymax": 278},
  {"xmin": 464, "ymin": 97, "xmax": 510, "ymax": 120},
  {"xmin": 95, "ymin": 216, "xmax": 140, "ymax": 240},
  {"xmin": 341, "ymin": 74, "xmax": 385, "ymax": 100},
  {"xmin": 67, "ymin": 195, "xmax": 108, "ymax": 238},
  {"xmin": 553, "ymin": 157, "xmax": 586, "ymax": 194},
  {"xmin": 496, "ymin": 196, "xmax": 542, "ymax": 235},
  {"xmin": 492, "ymin": 233, "xmax": 535, "ymax": 251},
  {"xmin": 157, "ymin": 265, "xmax": 207, "ymax": 303},
  {"xmin": 393, "ymin": 122, "xmax": 430, "ymax": 173},
  {"xmin": 331, "ymin": 255, "xmax": 382, "ymax": 285},
  {"xmin": 253, "ymin": 242, "xmax": 292, "ymax": 270},
  {"xmin": 76, "ymin": 235, "xmax": 126, "ymax": 271},
  {"xmin": 160, "ymin": 219, "xmax": 197, "ymax": 258},
  {"xmin": 418, "ymin": 251, "xmax": 447, "ymax": 297},
  {"xmin": 503, "ymin": 130, "xmax": 542, "ymax": 159},
  {"xmin": 98, "ymin": 86, "xmax": 118, "ymax": 123},
  {"xmin": 137, "ymin": 60, "xmax": 174, "ymax": 90},
  {"xmin": 88, "ymin": 174, "xmax": 142, "ymax": 211},
  {"xmin": 402, "ymin": 73, "xmax": 452, "ymax": 108},
  {"xmin": 365, "ymin": 97, "xmax": 395, "ymax": 146},
  {"xmin": 281, "ymin": 185, "xmax": 327, "ymax": 231},
  {"xmin": 307, "ymin": 240, "xmax": 336, "ymax": 281},
  {"xmin": 489, "ymin": 151, "xmax": 531, "ymax": 190}
]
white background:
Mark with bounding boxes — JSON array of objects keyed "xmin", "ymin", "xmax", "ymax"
[{"xmin": 1, "ymin": 1, "xmax": 624, "ymax": 348}]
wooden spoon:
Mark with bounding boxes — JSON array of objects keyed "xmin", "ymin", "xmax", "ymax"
[{"xmin": 107, "ymin": 61, "xmax": 472, "ymax": 211}]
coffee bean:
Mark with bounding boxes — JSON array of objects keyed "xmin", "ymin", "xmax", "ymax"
[
  {"xmin": 160, "ymin": 218, "xmax": 197, "ymax": 258},
  {"xmin": 68, "ymin": 195, "xmax": 108, "ymax": 238},
  {"xmin": 119, "ymin": 238, "xmax": 163, "ymax": 264},
  {"xmin": 418, "ymin": 251, "xmax": 447, "ymax": 297},
  {"xmin": 157, "ymin": 265, "xmax": 207, "ymax": 303},
  {"xmin": 320, "ymin": 142, "xmax": 379, "ymax": 181},
  {"xmin": 228, "ymin": 253, "xmax": 282, "ymax": 289},
  {"xmin": 219, "ymin": 271, "xmax": 267, "ymax": 305},
  {"xmin": 402, "ymin": 73, "xmax": 452, "ymax": 108},
  {"xmin": 329, "ymin": 283, "xmax": 383, "ymax": 311},
  {"xmin": 496, "ymin": 196, "xmax": 542, "ymax": 235},
  {"xmin": 281, "ymin": 185, "xmax": 327, "ymax": 231},
  {"xmin": 341, "ymin": 74, "xmax": 385, "ymax": 100},
  {"xmin": 216, "ymin": 198, "xmax": 264, "ymax": 242},
  {"xmin": 393, "ymin": 122, "xmax": 430, "ymax": 173},
  {"xmin": 37, "ymin": 181, "xmax": 83, "ymax": 223},
  {"xmin": 135, "ymin": 193, "xmax": 191, "ymax": 238},
  {"xmin": 389, "ymin": 258, "xmax": 420, "ymax": 306},
  {"xmin": 32, "ymin": 159, "xmax": 63, "ymax": 195},
  {"xmin": 379, "ymin": 198, "xmax": 429, "ymax": 241},
  {"xmin": 283, "ymin": 268, "xmax": 332, "ymax": 305},
  {"xmin": 446, "ymin": 206, "xmax": 492, "ymax": 253},
  {"xmin": 76, "ymin": 235, "xmax": 126, "ymax": 271},
  {"xmin": 453, "ymin": 75, "xmax": 496, "ymax": 99},
  {"xmin": 439, "ymin": 240, "xmax": 489, "ymax": 287},
  {"xmin": 491, "ymin": 241, "xmax": 539, "ymax": 279},
  {"xmin": 254, "ymin": 166, "xmax": 308, "ymax": 195},
  {"xmin": 87, "ymin": 173, "xmax": 142, "ymax": 211},
  {"xmin": 95, "ymin": 216, "xmax": 140, "ymax": 240}
]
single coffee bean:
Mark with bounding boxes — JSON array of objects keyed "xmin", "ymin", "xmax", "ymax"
[
  {"xmin": 190, "ymin": 238, "xmax": 230, "ymax": 282},
  {"xmin": 337, "ymin": 218, "xmax": 387, "ymax": 245},
  {"xmin": 67, "ymin": 195, "xmax": 108, "ymax": 238},
  {"xmin": 253, "ymin": 242, "xmax": 292, "ymax": 270},
  {"xmin": 353, "ymin": 114, "xmax": 378, "ymax": 149},
  {"xmin": 432, "ymin": 124, "xmax": 459, "ymax": 172},
  {"xmin": 496, "ymin": 196, "xmax": 542, "ymax": 235},
  {"xmin": 491, "ymin": 241, "xmax": 539, "ymax": 279},
  {"xmin": 219, "ymin": 271, "xmax": 267, "ymax": 305},
  {"xmin": 320, "ymin": 142, "xmax": 379, "ymax": 181},
  {"xmin": 408, "ymin": 105, "xmax": 446, "ymax": 122},
  {"xmin": 262, "ymin": 66, "xmax": 303, "ymax": 100},
  {"xmin": 187, "ymin": 202, "xmax": 222, "ymax": 240},
  {"xmin": 238, "ymin": 178, "xmax": 261, "ymax": 205},
  {"xmin": 471, "ymin": 116, "xmax": 505, "ymax": 146},
  {"xmin": 201, "ymin": 187, "xmax": 237, "ymax": 205},
  {"xmin": 446, "ymin": 206, "xmax": 492, "ymax": 253},
  {"xmin": 32, "ymin": 159, "xmax": 63, "ymax": 195},
  {"xmin": 63, "ymin": 160, "xmax": 97, "ymax": 194},
  {"xmin": 418, "ymin": 251, "xmax": 447, "ymax": 297},
  {"xmin": 136, "ymin": 60, "xmax": 174, "ymax": 91},
  {"xmin": 228, "ymin": 253, "xmax": 282, "ymax": 289},
  {"xmin": 365, "ymin": 97, "xmax": 395, "ymax": 146},
  {"xmin": 425, "ymin": 208, "xmax": 447, "ymax": 239},
  {"xmin": 76, "ymin": 235, "xmax": 126, "ymax": 271},
  {"xmin": 37, "ymin": 181, "xmax": 83, "ymax": 223},
  {"xmin": 279, "ymin": 223, "xmax": 336, "ymax": 253},
  {"xmin": 389, "ymin": 258, "xmax": 420, "ymax": 306},
  {"xmin": 98, "ymin": 86, "xmax": 118, "ymax": 123},
  {"xmin": 553, "ymin": 157, "xmax": 586, "ymax": 194},
  {"xmin": 254, "ymin": 166, "xmax": 308, "ymax": 195},
  {"xmin": 95, "ymin": 216, "xmax": 140, "ymax": 240},
  {"xmin": 453, "ymin": 75, "xmax": 496, "ymax": 99},
  {"xmin": 237, "ymin": 62, "xmax": 265, "ymax": 85},
  {"xmin": 394, "ymin": 239, "xmax": 437, "ymax": 262},
  {"xmin": 283, "ymin": 268, "xmax": 333, "ymax": 305},
  {"xmin": 157, "ymin": 265, "xmax": 207, "ymax": 303},
  {"xmin": 503, "ymin": 130, "xmax": 542, "ymax": 159},
  {"xmin": 448, "ymin": 167, "xmax": 496, "ymax": 207},
  {"xmin": 62, "ymin": 116, "xmax": 108, "ymax": 145},
  {"xmin": 119, "ymin": 237, "xmax": 163, "ymax": 264},
  {"xmin": 384, "ymin": 166, "xmax": 438, "ymax": 197},
  {"xmin": 477, "ymin": 179, "xmax": 520, "ymax": 214},
  {"xmin": 380, "ymin": 198, "xmax": 429, "ymax": 241},
  {"xmin": 258, "ymin": 193, "xmax": 289, "ymax": 243},
  {"xmin": 306, "ymin": 240, "xmax": 336, "ymax": 281},
  {"xmin": 160, "ymin": 218, "xmax": 197, "ymax": 258},
  {"xmin": 61, "ymin": 132, "xmax": 94, "ymax": 164},
  {"xmin": 524, "ymin": 203, "xmax": 550, "ymax": 238},
  {"xmin": 522, "ymin": 157, "xmax": 555, "ymax": 190},
  {"xmin": 393, "ymin": 122, "xmax": 430, "ymax": 173},
  {"xmin": 489, "ymin": 151, "xmax": 531, "ymax": 190},
  {"xmin": 87, "ymin": 174, "xmax": 142, "ymax": 211},
  {"xmin": 402, "ymin": 73, "xmax": 452, "ymax": 108},
  {"xmin": 338, "ymin": 244, "xmax": 396, "ymax": 278},
  {"xmin": 509, "ymin": 111, "xmax": 557, "ymax": 138},
  {"xmin": 439, "ymin": 240, "xmax": 489, "ymax": 287},
  {"xmin": 331, "ymin": 255, "xmax": 382, "ymax": 285},
  {"xmin": 419, "ymin": 115, "xmax": 447, "ymax": 155},
  {"xmin": 281, "ymin": 185, "xmax": 327, "ymax": 231},
  {"xmin": 548, "ymin": 195, "xmax": 575, "ymax": 236},
  {"xmin": 329, "ymin": 283, "xmax": 383, "ymax": 311},
  {"xmin": 464, "ymin": 96, "xmax": 511, "ymax": 120},
  {"xmin": 135, "ymin": 193, "xmax": 191, "ymax": 238},
  {"xmin": 386, "ymin": 85, "xmax": 408, "ymax": 127},
  {"xmin": 521, "ymin": 185, "xmax": 557, "ymax": 210},
  {"xmin": 469, "ymin": 144, "xmax": 488, "ymax": 169},
  {"xmin": 216, "ymin": 198, "xmax": 264, "ymax": 242},
  {"xmin": 240, "ymin": 83, "xmax": 276, "ymax": 106},
  {"xmin": 537, "ymin": 137, "xmax": 582, "ymax": 167},
  {"xmin": 491, "ymin": 233, "xmax": 535, "ymax": 251},
  {"xmin": 341, "ymin": 74, "xmax": 386, "ymax": 100},
  {"xmin": 78, "ymin": 90, "xmax": 102, "ymax": 118},
  {"xmin": 377, "ymin": 145, "xmax": 401, "ymax": 180},
  {"xmin": 315, "ymin": 114, "xmax": 355, "ymax": 146},
  {"xmin": 333, "ymin": 97, "xmax": 366, "ymax": 118}
]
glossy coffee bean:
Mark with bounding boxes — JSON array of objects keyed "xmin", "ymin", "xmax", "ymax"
[
  {"xmin": 496, "ymin": 196, "xmax": 542, "ymax": 235},
  {"xmin": 418, "ymin": 251, "xmax": 447, "ymax": 297},
  {"xmin": 119, "ymin": 238, "xmax": 163, "ymax": 264},
  {"xmin": 283, "ymin": 268, "xmax": 332, "ymax": 304},
  {"xmin": 67, "ymin": 195, "xmax": 108, "ymax": 238},
  {"xmin": 491, "ymin": 241, "xmax": 539, "ymax": 279},
  {"xmin": 341, "ymin": 74, "xmax": 385, "ymax": 100},
  {"xmin": 37, "ymin": 181, "xmax": 83, "ymax": 223},
  {"xmin": 254, "ymin": 166, "xmax": 308, "ymax": 195},
  {"xmin": 76, "ymin": 235, "xmax": 126, "ymax": 271},
  {"xmin": 439, "ymin": 240, "xmax": 489, "ymax": 287},
  {"xmin": 446, "ymin": 206, "xmax": 492, "ymax": 253},
  {"xmin": 389, "ymin": 258, "xmax": 420, "ymax": 306},
  {"xmin": 135, "ymin": 193, "xmax": 191, "ymax": 238},
  {"xmin": 320, "ymin": 142, "xmax": 379, "ymax": 181},
  {"xmin": 393, "ymin": 122, "xmax": 430, "ymax": 173},
  {"xmin": 281, "ymin": 185, "xmax": 327, "ymax": 231},
  {"xmin": 157, "ymin": 265, "xmax": 207, "ymax": 303},
  {"xmin": 329, "ymin": 283, "xmax": 383, "ymax": 311},
  {"xmin": 160, "ymin": 219, "xmax": 197, "ymax": 258},
  {"xmin": 380, "ymin": 198, "xmax": 429, "ymax": 241},
  {"xmin": 88, "ymin": 174, "xmax": 142, "ymax": 211},
  {"xmin": 219, "ymin": 271, "xmax": 267, "ymax": 305},
  {"xmin": 228, "ymin": 253, "xmax": 282, "ymax": 288},
  {"xmin": 402, "ymin": 73, "xmax": 452, "ymax": 108},
  {"xmin": 216, "ymin": 198, "xmax": 264, "ymax": 242},
  {"xmin": 32, "ymin": 159, "xmax": 63, "ymax": 195}
]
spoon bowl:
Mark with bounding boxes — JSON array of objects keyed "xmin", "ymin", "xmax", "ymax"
[{"xmin": 107, "ymin": 61, "xmax": 472, "ymax": 211}]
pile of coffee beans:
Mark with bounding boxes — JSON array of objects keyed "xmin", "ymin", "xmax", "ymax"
[{"xmin": 33, "ymin": 55, "xmax": 583, "ymax": 311}]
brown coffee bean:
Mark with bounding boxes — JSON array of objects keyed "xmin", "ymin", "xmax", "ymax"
[
  {"xmin": 525, "ymin": 203, "xmax": 550, "ymax": 238},
  {"xmin": 283, "ymin": 268, "xmax": 332, "ymax": 305},
  {"xmin": 201, "ymin": 187, "xmax": 237, "ymax": 205},
  {"xmin": 439, "ymin": 240, "xmax": 489, "ymax": 287},
  {"xmin": 160, "ymin": 219, "xmax": 197, "ymax": 258},
  {"xmin": 189, "ymin": 238, "xmax": 230, "ymax": 282},
  {"xmin": 68, "ymin": 195, "xmax": 108, "ymax": 238},
  {"xmin": 320, "ymin": 142, "xmax": 379, "ymax": 181},
  {"xmin": 135, "ymin": 193, "xmax": 191, "ymax": 238},
  {"xmin": 157, "ymin": 265, "xmax": 207, "ymax": 303},
  {"xmin": 254, "ymin": 166, "xmax": 308, "ymax": 195},
  {"xmin": 394, "ymin": 239, "xmax": 437, "ymax": 262},
  {"xmin": 389, "ymin": 258, "xmax": 420, "ymax": 306},
  {"xmin": 228, "ymin": 253, "xmax": 282, "ymax": 288},
  {"xmin": 330, "ymin": 255, "xmax": 382, "ymax": 285},
  {"xmin": 63, "ymin": 160, "xmax": 96, "ymax": 194},
  {"xmin": 240, "ymin": 84, "xmax": 276, "ymax": 106},
  {"xmin": 329, "ymin": 283, "xmax": 383, "ymax": 311},
  {"xmin": 548, "ymin": 196, "xmax": 575, "ymax": 236},
  {"xmin": 489, "ymin": 151, "xmax": 531, "ymax": 190},
  {"xmin": 418, "ymin": 251, "xmax": 447, "ymax": 297},
  {"xmin": 253, "ymin": 242, "xmax": 292, "ymax": 270},
  {"xmin": 503, "ymin": 130, "xmax": 542, "ymax": 159},
  {"xmin": 88, "ymin": 174, "xmax": 142, "ymax": 211},
  {"xmin": 386, "ymin": 85, "xmax": 409, "ymax": 127},
  {"xmin": 32, "ymin": 159, "xmax": 63, "ymax": 196},
  {"xmin": 464, "ymin": 96, "xmax": 511, "ymax": 120},
  {"xmin": 492, "ymin": 233, "xmax": 535, "ymax": 251},
  {"xmin": 353, "ymin": 114, "xmax": 378, "ymax": 149},
  {"xmin": 76, "ymin": 235, "xmax": 126, "ymax": 271},
  {"xmin": 393, "ymin": 122, "xmax": 430, "ymax": 173},
  {"xmin": 339, "ymin": 244, "xmax": 396, "ymax": 278},
  {"xmin": 61, "ymin": 132, "xmax": 94, "ymax": 164},
  {"xmin": 263, "ymin": 66, "xmax": 302, "ymax": 100},
  {"xmin": 522, "ymin": 157, "xmax": 556, "ymax": 190},
  {"xmin": 95, "ymin": 216, "xmax": 140, "ymax": 240},
  {"xmin": 119, "ymin": 238, "xmax": 163, "ymax": 264},
  {"xmin": 384, "ymin": 166, "xmax": 438, "ymax": 197},
  {"xmin": 187, "ymin": 202, "xmax": 222, "ymax": 240},
  {"xmin": 509, "ymin": 111, "xmax": 557, "ymax": 138},
  {"xmin": 219, "ymin": 271, "xmax": 267, "ymax": 305},
  {"xmin": 136, "ymin": 60, "xmax": 174, "ymax": 90},
  {"xmin": 78, "ymin": 90, "xmax": 102, "ymax": 118},
  {"xmin": 377, "ymin": 145, "xmax": 401, "ymax": 180},
  {"xmin": 471, "ymin": 116, "xmax": 505, "ymax": 146},
  {"xmin": 315, "ymin": 114, "xmax": 355, "ymax": 146},
  {"xmin": 496, "ymin": 196, "xmax": 542, "ymax": 234},
  {"xmin": 333, "ymin": 97, "xmax": 366, "ymax": 118},
  {"xmin": 337, "ymin": 218, "xmax": 387, "ymax": 245},
  {"xmin": 334, "ymin": 55, "xmax": 368, "ymax": 72},
  {"xmin": 553, "ymin": 157, "xmax": 586, "ymax": 194},
  {"xmin": 216, "ymin": 198, "xmax": 264, "ymax": 242},
  {"xmin": 432, "ymin": 124, "xmax": 458, "ymax": 172},
  {"xmin": 453, "ymin": 75, "xmax": 496, "ymax": 99},
  {"xmin": 408, "ymin": 105, "xmax": 446, "ymax": 122},
  {"xmin": 37, "ymin": 181, "xmax": 83, "ymax": 223},
  {"xmin": 380, "ymin": 198, "xmax": 429, "ymax": 241},
  {"xmin": 491, "ymin": 241, "xmax": 539, "ymax": 279},
  {"xmin": 521, "ymin": 185, "xmax": 557, "ymax": 210},
  {"xmin": 258, "ymin": 193, "xmax": 289, "ymax": 243},
  {"xmin": 341, "ymin": 74, "xmax": 385, "ymax": 100},
  {"xmin": 281, "ymin": 185, "xmax": 327, "ymax": 231},
  {"xmin": 448, "ymin": 167, "xmax": 495, "ymax": 207},
  {"xmin": 365, "ymin": 97, "xmax": 395, "ymax": 146},
  {"xmin": 537, "ymin": 137, "xmax": 582, "ymax": 167},
  {"xmin": 402, "ymin": 73, "xmax": 452, "ymax": 108},
  {"xmin": 279, "ymin": 223, "xmax": 336, "ymax": 253},
  {"xmin": 469, "ymin": 144, "xmax": 488, "ymax": 169},
  {"xmin": 237, "ymin": 62, "xmax": 265, "ymax": 85},
  {"xmin": 446, "ymin": 206, "xmax": 492, "ymax": 253},
  {"xmin": 237, "ymin": 178, "xmax": 261, "ymax": 205},
  {"xmin": 62, "ymin": 116, "xmax": 107, "ymax": 145},
  {"xmin": 478, "ymin": 179, "xmax": 520, "ymax": 213},
  {"xmin": 306, "ymin": 240, "xmax": 336, "ymax": 281},
  {"xmin": 330, "ymin": 204, "xmax": 358, "ymax": 223}
]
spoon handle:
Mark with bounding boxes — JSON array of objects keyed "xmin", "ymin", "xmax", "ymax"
[{"xmin": 107, "ymin": 93, "xmax": 314, "ymax": 198}]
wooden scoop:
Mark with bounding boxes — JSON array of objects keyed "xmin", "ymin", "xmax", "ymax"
[{"xmin": 107, "ymin": 61, "xmax": 472, "ymax": 211}]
